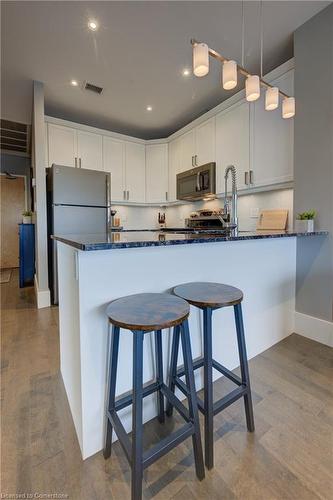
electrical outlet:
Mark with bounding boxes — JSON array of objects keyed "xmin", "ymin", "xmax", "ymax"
[{"xmin": 250, "ymin": 207, "xmax": 260, "ymax": 218}]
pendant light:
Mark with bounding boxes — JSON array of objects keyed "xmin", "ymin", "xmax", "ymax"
[
  {"xmin": 265, "ymin": 87, "xmax": 279, "ymax": 110},
  {"xmin": 282, "ymin": 97, "xmax": 295, "ymax": 119},
  {"xmin": 193, "ymin": 43, "xmax": 209, "ymax": 77},
  {"xmin": 246, "ymin": 75, "xmax": 260, "ymax": 101},
  {"xmin": 222, "ymin": 60, "xmax": 237, "ymax": 90}
]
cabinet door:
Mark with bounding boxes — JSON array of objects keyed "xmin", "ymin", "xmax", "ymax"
[
  {"xmin": 77, "ymin": 130, "xmax": 103, "ymax": 171},
  {"xmin": 215, "ymin": 101, "xmax": 250, "ymax": 194},
  {"xmin": 103, "ymin": 137, "xmax": 125, "ymax": 202},
  {"xmin": 47, "ymin": 124, "xmax": 77, "ymax": 168},
  {"xmin": 195, "ymin": 117, "xmax": 215, "ymax": 166},
  {"xmin": 252, "ymin": 70, "xmax": 294, "ymax": 187},
  {"xmin": 125, "ymin": 142, "xmax": 146, "ymax": 202},
  {"xmin": 180, "ymin": 129, "xmax": 195, "ymax": 172},
  {"xmin": 145, "ymin": 144, "xmax": 168, "ymax": 203},
  {"xmin": 168, "ymin": 138, "xmax": 182, "ymax": 202}
]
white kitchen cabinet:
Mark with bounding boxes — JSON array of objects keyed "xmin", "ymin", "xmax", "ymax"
[
  {"xmin": 77, "ymin": 131, "xmax": 103, "ymax": 171},
  {"xmin": 145, "ymin": 144, "xmax": 168, "ymax": 203},
  {"xmin": 195, "ymin": 117, "xmax": 215, "ymax": 166},
  {"xmin": 125, "ymin": 142, "xmax": 146, "ymax": 203},
  {"xmin": 168, "ymin": 138, "xmax": 182, "ymax": 202},
  {"xmin": 252, "ymin": 70, "xmax": 294, "ymax": 187},
  {"xmin": 180, "ymin": 129, "xmax": 196, "ymax": 171},
  {"xmin": 215, "ymin": 101, "xmax": 250, "ymax": 194},
  {"xmin": 47, "ymin": 124, "xmax": 77, "ymax": 168},
  {"xmin": 103, "ymin": 137, "xmax": 125, "ymax": 202}
]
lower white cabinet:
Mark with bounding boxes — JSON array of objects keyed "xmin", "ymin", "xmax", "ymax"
[
  {"xmin": 77, "ymin": 130, "xmax": 103, "ymax": 171},
  {"xmin": 47, "ymin": 123, "xmax": 77, "ymax": 168},
  {"xmin": 125, "ymin": 142, "xmax": 146, "ymax": 203},
  {"xmin": 103, "ymin": 137, "xmax": 125, "ymax": 202},
  {"xmin": 145, "ymin": 144, "xmax": 168, "ymax": 203},
  {"xmin": 215, "ymin": 101, "xmax": 250, "ymax": 194}
]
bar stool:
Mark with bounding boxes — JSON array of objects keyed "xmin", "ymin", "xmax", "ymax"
[
  {"xmin": 167, "ymin": 282, "xmax": 255, "ymax": 470},
  {"xmin": 104, "ymin": 293, "xmax": 205, "ymax": 500}
]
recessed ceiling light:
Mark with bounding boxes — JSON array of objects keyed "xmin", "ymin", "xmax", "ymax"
[
  {"xmin": 88, "ymin": 20, "xmax": 98, "ymax": 31},
  {"xmin": 71, "ymin": 80, "xmax": 78, "ymax": 87},
  {"xmin": 146, "ymin": 105, "xmax": 152, "ymax": 112},
  {"xmin": 182, "ymin": 68, "xmax": 191, "ymax": 76}
]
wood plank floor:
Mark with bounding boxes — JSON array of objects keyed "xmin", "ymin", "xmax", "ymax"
[{"xmin": 1, "ymin": 270, "xmax": 333, "ymax": 499}]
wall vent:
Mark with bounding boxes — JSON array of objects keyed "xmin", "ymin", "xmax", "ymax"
[
  {"xmin": 0, "ymin": 119, "xmax": 31, "ymax": 155},
  {"xmin": 84, "ymin": 82, "xmax": 103, "ymax": 94}
]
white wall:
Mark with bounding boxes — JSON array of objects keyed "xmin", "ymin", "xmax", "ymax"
[{"xmin": 166, "ymin": 189, "xmax": 293, "ymax": 232}]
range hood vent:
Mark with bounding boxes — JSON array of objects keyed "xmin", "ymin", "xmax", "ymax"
[
  {"xmin": 0, "ymin": 119, "xmax": 31, "ymax": 155},
  {"xmin": 84, "ymin": 82, "xmax": 103, "ymax": 94}
]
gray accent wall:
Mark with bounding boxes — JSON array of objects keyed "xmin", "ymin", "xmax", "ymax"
[{"xmin": 294, "ymin": 4, "xmax": 333, "ymax": 322}]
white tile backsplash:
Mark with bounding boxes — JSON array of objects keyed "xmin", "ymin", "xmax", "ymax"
[{"xmin": 113, "ymin": 189, "xmax": 293, "ymax": 231}]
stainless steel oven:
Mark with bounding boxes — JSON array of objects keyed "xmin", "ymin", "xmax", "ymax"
[{"xmin": 176, "ymin": 162, "xmax": 216, "ymax": 201}]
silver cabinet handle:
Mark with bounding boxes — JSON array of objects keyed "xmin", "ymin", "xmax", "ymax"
[
  {"xmin": 127, "ymin": 190, "xmax": 129, "ymax": 200},
  {"xmin": 123, "ymin": 190, "xmax": 126, "ymax": 200},
  {"xmin": 166, "ymin": 191, "xmax": 168, "ymax": 201},
  {"xmin": 74, "ymin": 157, "xmax": 77, "ymax": 168},
  {"xmin": 245, "ymin": 171, "xmax": 249, "ymax": 185},
  {"xmin": 195, "ymin": 154, "xmax": 198, "ymax": 166},
  {"xmin": 79, "ymin": 158, "xmax": 82, "ymax": 168},
  {"xmin": 191, "ymin": 156, "xmax": 194, "ymax": 167},
  {"xmin": 249, "ymin": 170, "xmax": 254, "ymax": 184}
]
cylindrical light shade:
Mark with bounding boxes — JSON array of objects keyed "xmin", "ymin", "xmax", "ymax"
[
  {"xmin": 265, "ymin": 87, "xmax": 279, "ymax": 110},
  {"xmin": 246, "ymin": 75, "xmax": 260, "ymax": 101},
  {"xmin": 282, "ymin": 97, "xmax": 295, "ymax": 118},
  {"xmin": 193, "ymin": 43, "xmax": 209, "ymax": 77},
  {"xmin": 222, "ymin": 60, "xmax": 237, "ymax": 90}
]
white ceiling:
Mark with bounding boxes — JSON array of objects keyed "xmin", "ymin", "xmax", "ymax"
[{"xmin": 1, "ymin": 1, "xmax": 330, "ymax": 139}]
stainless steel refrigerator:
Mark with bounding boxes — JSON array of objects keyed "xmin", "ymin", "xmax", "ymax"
[{"xmin": 47, "ymin": 164, "xmax": 111, "ymax": 304}]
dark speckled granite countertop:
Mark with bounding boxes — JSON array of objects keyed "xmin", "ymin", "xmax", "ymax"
[{"xmin": 52, "ymin": 229, "xmax": 328, "ymax": 251}]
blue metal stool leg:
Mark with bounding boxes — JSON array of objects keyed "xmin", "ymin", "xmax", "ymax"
[
  {"xmin": 154, "ymin": 330, "xmax": 165, "ymax": 423},
  {"xmin": 203, "ymin": 307, "xmax": 214, "ymax": 469},
  {"xmin": 234, "ymin": 303, "xmax": 255, "ymax": 432},
  {"xmin": 103, "ymin": 325, "xmax": 120, "ymax": 459},
  {"xmin": 166, "ymin": 325, "xmax": 180, "ymax": 417},
  {"xmin": 132, "ymin": 330, "xmax": 144, "ymax": 500},
  {"xmin": 181, "ymin": 320, "xmax": 205, "ymax": 481}
]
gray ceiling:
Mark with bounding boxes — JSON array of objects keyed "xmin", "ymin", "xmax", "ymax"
[{"xmin": 1, "ymin": 1, "xmax": 330, "ymax": 139}]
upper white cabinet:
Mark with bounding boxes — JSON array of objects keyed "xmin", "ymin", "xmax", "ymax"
[
  {"xmin": 77, "ymin": 131, "xmax": 103, "ymax": 171},
  {"xmin": 48, "ymin": 124, "xmax": 77, "ymax": 168},
  {"xmin": 195, "ymin": 117, "xmax": 215, "ymax": 166},
  {"xmin": 252, "ymin": 70, "xmax": 294, "ymax": 187},
  {"xmin": 47, "ymin": 124, "xmax": 103, "ymax": 171},
  {"xmin": 145, "ymin": 144, "xmax": 168, "ymax": 203},
  {"xmin": 215, "ymin": 101, "xmax": 250, "ymax": 193},
  {"xmin": 168, "ymin": 138, "xmax": 182, "ymax": 202},
  {"xmin": 125, "ymin": 142, "xmax": 146, "ymax": 203},
  {"xmin": 103, "ymin": 137, "xmax": 125, "ymax": 202},
  {"xmin": 179, "ymin": 117, "xmax": 216, "ymax": 171}
]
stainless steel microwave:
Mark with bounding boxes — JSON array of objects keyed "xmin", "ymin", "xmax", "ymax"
[{"xmin": 176, "ymin": 162, "xmax": 216, "ymax": 201}]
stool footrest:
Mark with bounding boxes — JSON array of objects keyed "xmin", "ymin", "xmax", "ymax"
[
  {"xmin": 213, "ymin": 385, "xmax": 247, "ymax": 416},
  {"xmin": 177, "ymin": 358, "xmax": 204, "ymax": 378},
  {"xmin": 142, "ymin": 422, "xmax": 194, "ymax": 470},
  {"xmin": 114, "ymin": 381, "xmax": 160, "ymax": 412},
  {"xmin": 161, "ymin": 383, "xmax": 190, "ymax": 422},
  {"xmin": 212, "ymin": 360, "xmax": 242, "ymax": 386},
  {"xmin": 108, "ymin": 410, "xmax": 132, "ymax": 465}
]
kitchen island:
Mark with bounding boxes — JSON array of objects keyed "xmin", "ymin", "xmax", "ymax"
[{"xmin": 53, "ymin": 229, "xmax": 327, "ymax": 459}]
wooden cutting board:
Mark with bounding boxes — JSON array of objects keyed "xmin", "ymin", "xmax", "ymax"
[{"xmin": 257, "ymin": 209, "xmax": 288, "ymax": 230}]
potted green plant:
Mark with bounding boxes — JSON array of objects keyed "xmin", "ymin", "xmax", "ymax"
[
  {"xmin": 295, "ymin": 210, "xmax": 316, "ymax": 233},
  {"xmin": 22, "ymin": 210, "xmax": 33, "ymax": 224}
]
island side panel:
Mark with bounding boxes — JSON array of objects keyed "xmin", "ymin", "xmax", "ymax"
[
  {"xmin": 57, "ymin": 242, "xmax": 83, "ymax": 454},
  {"xmin": 76, "ymin": 237, "xmax": 296, "ymax": 459}
]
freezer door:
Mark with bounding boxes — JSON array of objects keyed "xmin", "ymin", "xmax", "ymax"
[
  {"xmin": 51, "ymin": 164, "xmax": 111, "ymax": 207},
  {"xmin": 53, "ymin": 205, "xmax": 108, "ymax": 234}
]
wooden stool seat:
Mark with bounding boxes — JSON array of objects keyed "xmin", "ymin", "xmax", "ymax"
[
  {"xmin": 173, "ymin": 282, "xmax": 243, "ymax": 309},
  {"xmin": 106, "ymin": 293, "xmax": 190, "ymax": 331}
]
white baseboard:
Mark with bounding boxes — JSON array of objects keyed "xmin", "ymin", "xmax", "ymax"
[
  {"xmin": 34, "ymin": 275, "xmax": 51, "ymax": 309},
  {"xmin": 294, "ymin": 311, "xmax": 333, "ymax": 347}
]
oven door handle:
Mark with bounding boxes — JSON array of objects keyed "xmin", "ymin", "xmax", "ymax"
[{"xmin": 196, "ymin": 172, "xmax": 201, "ymax": 191}]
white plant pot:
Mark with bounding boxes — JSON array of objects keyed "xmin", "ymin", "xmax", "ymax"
[
  {"xmin": 295, "ymin": 219, "xmax": 314, "ymax": 233},
  {"xmin": 22, "ymin": 216, "xmax": 32, "ymax": 224}
]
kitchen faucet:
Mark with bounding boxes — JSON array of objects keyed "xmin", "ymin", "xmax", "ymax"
[{"xmin": 224, "ymin": 165, "xmax": 238, "ymax": 228}]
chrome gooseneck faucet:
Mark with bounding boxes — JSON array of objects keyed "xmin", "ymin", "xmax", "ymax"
[{"xmin": 224, "ymin": 165, "xmax": 238, "ymax": 228}]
